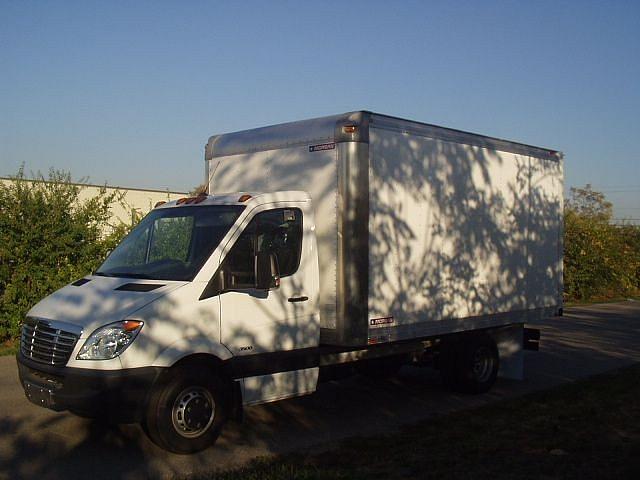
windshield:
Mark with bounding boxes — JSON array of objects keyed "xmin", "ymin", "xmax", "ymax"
[{"xmin": 96, "ymin": 205, "xmax": 244, "ymax": 281}]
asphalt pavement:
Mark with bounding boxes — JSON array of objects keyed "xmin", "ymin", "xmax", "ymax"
[{"xmin": 1, "ymin": 301, "xmax": 639, "ymax": 480}]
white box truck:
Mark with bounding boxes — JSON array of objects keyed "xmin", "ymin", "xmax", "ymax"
[{"xmin": 18, "ymin": 111, "xmax": 563, "ymax": 453}]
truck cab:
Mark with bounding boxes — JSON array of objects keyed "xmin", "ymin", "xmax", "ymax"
[{"xmin": 18, "ymin": 191, "xmax": 321, "ymax": 453}]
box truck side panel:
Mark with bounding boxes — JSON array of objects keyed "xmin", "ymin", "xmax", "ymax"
[
  {"xmin": 525, "ymin": 156, "xmax": 563, "ymax": 309},
  {"xmin": 368, "ymin": 126, "xmax": 561, "ymax": 342},
  {"xmin": 209, "ymin": 145, "xmax": 339, "ymax": 329}
]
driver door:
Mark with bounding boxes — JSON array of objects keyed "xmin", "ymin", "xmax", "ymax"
[{"xmin": 218, "ymin": 207, "xmax": 314, "ymax": 356}]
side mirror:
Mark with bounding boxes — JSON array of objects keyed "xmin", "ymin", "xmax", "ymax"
[{"xmin": 256, "ymin": 252, "xmax": 280, "ymax": 290}]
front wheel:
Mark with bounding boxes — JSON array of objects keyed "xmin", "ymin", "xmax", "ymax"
[{"xmin": 144, "ymin": 368, "xmax": 229, "ymax": 454}]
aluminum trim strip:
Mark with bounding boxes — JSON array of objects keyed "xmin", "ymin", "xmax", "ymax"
[
  {"xmin": 367, "ymin": 307, "xmax": 558, "ymax": 344},
  {"xmin": 336, "ymin": 141, "xmax": 370, "ymax": 346},
  {"xmin": 370, "ymin": 113, "xmax": 561, "ymax": 162}
]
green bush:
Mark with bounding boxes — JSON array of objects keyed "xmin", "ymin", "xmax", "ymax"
[
  {"xmin": 0, "ymin": 167, "xmax": 131, "ymax": 341},
  {"xmin": 1, "ymin": 171, "xmax": 639, "ymax": 343},
  {"xmin": 563, "ymin": 185, "xmax": 640, "ymax": 301}
]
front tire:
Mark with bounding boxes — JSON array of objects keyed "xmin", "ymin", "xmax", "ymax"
[{"xmin": 144, "ymin": 368, "xmax": 229, "ymax": 454}]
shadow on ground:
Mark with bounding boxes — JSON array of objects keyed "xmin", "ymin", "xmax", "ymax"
[{"xmin": 1, "ymin": 302, "xmax": 639, "ymax": 480}]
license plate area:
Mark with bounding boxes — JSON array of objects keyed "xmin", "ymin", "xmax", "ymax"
[{"xmin": 24, "ymin": 381, "xmax": 56, "ymax": 410}]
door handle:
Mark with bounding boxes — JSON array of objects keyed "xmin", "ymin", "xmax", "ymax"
[{"xmin": 288, "ymin": 296, "xmax": 308, "ymax": 303}]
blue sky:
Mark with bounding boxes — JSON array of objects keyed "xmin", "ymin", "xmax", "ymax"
[{"xmin": 1, "ymin": 0, "xmax": 639, "ymax": 221}]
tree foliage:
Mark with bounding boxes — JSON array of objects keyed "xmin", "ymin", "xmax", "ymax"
[
  {"xmin": 190, "ymin": 183, "xmax": 207, "ymax": 195},
  {"xmin": 1, "ymin": 170, "xmax": 639, "ymax": 342},
  {"xmin": 0, "ymin": 167, "xmax": 131, "ymax": 341},
  {"xmin": 564, "ymin": 185, "xmax": 640, "ymax": 301}
]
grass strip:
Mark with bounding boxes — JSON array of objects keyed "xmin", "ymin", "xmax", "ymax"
[
  {"xmin": 185, "ymin": 364, "xmax": 640, "ymax": 480},
  {"xmin": 0, "ymin": 340, "xmax": 17, "ymax": 357},
  {"xmin": 564, "ymin": 296, "xmax": 640, "ymax": 307}
]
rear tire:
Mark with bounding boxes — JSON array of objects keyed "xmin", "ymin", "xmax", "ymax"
[
  {"xmin": 144, "ymin": 367, "xmax": 229, "ymax": 454},
  {"xmin": 440, "ymin": 333, "xmax": 499, "ymax": 394}
]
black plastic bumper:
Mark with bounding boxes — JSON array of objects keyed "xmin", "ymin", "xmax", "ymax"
[{"xmin": 16, "ymin": 353, "xmax": 165, "ymax": 423}]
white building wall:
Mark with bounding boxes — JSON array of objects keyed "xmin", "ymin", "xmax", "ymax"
[{"xmin": 0, "ymin": 177, "xmax": 186, "ymax": 231}]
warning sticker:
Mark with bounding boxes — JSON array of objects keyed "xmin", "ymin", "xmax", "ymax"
[
  {"xmin": 309, "ymin": 143, "xmax": 335, "ymax": 152},
  {"xmin": 370, "ymin": 316, "xmax": 395, "ymax": 326}
]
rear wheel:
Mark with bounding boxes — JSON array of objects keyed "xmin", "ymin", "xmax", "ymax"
[
  {"xmin": 144, "ymin": 367, "xmax": 229, "ymax": 454},
  {"xmin": 440, "ymin": 333, "xmax": 499, "ymax": 394}
]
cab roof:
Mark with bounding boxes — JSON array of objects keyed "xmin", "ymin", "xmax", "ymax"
[{"xmin": 154, "ymin": 191, "xmax": 311, "ymax": 209}]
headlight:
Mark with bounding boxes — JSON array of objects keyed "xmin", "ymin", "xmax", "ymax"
[{"xmin": 77, "ymin": 320, "xmax": 143, "ymax": 360}]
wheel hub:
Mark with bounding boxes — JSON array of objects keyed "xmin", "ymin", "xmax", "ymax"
[
  {"xmin": 172, "ymin": 387, "xmax": 215, "ymax": 438},
  {"xmin": 472, "ymin": 347, "xmax": 494, "ymax": 382}
]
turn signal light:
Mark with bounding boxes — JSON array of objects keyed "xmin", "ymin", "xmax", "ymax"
[{"xmin": 122, "ymin": 320, "xmax": 144, "ymax": 332}]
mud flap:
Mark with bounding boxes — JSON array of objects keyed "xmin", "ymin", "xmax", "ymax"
[{"xmin": 491, "ymin": 324, "xmax": 524, "ymax": 380}]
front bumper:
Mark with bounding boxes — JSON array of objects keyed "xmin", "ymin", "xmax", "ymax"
[{"xmin": 16, "ymin": 352, "xmax": 164, "ymax": 423}]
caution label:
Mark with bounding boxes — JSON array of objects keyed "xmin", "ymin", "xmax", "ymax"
[
  {"xmin": 309, "ymin": 143, "xmax": 335, "ymax": 152},
  {"xmin": 370, "ymin": 316, "xmax": 395, "ymax": 326}
]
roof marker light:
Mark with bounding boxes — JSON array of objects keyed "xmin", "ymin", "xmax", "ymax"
[
  {"xmin": 343, "ymin": 125, "xmax": 358, "ymax": 134},
  {"xmin": 194, "ymin": 192, "xmax": 207, "ymax": 204},
  {"xmin": 238, "ymin": 194, "xmax": 252, "ymax": 202},
  {"xmin": 154, "ymin": 201, "xmax": 166, "ymax": 208}
]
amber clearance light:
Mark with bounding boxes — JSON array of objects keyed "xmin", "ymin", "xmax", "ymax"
[{"xmin": 122, "ymin": 320, "xmax": 144, "ymax": 332}]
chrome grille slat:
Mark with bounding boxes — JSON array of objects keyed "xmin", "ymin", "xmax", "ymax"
[
  {"xmin": 20, "ymin": 333, "xmax": 75, "ymax": 347},
  {"xmin": 22, "ymin": 348, "xmax": 66, "ymax": 361},
  {"xmin": 24, "ymin": 344, "xmax": 68, "ymax": 356},
  {"xmin": 20, "ymin": 318, "xmax": 79, "ymax": 366}
]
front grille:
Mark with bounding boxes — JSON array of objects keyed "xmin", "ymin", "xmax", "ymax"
[{"xmin": 21, "ymin": 318, "xmax": 80, "ymax": 366}]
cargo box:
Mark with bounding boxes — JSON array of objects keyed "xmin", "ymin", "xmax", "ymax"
[{"xmin": 206, "ymin": 111, "xmax": 563, "ymax": 346}]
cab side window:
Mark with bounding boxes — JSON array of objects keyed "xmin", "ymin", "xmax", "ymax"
[{"xmin": 223, "ymin": 208, "xmax": 302, "ymax": 289}]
